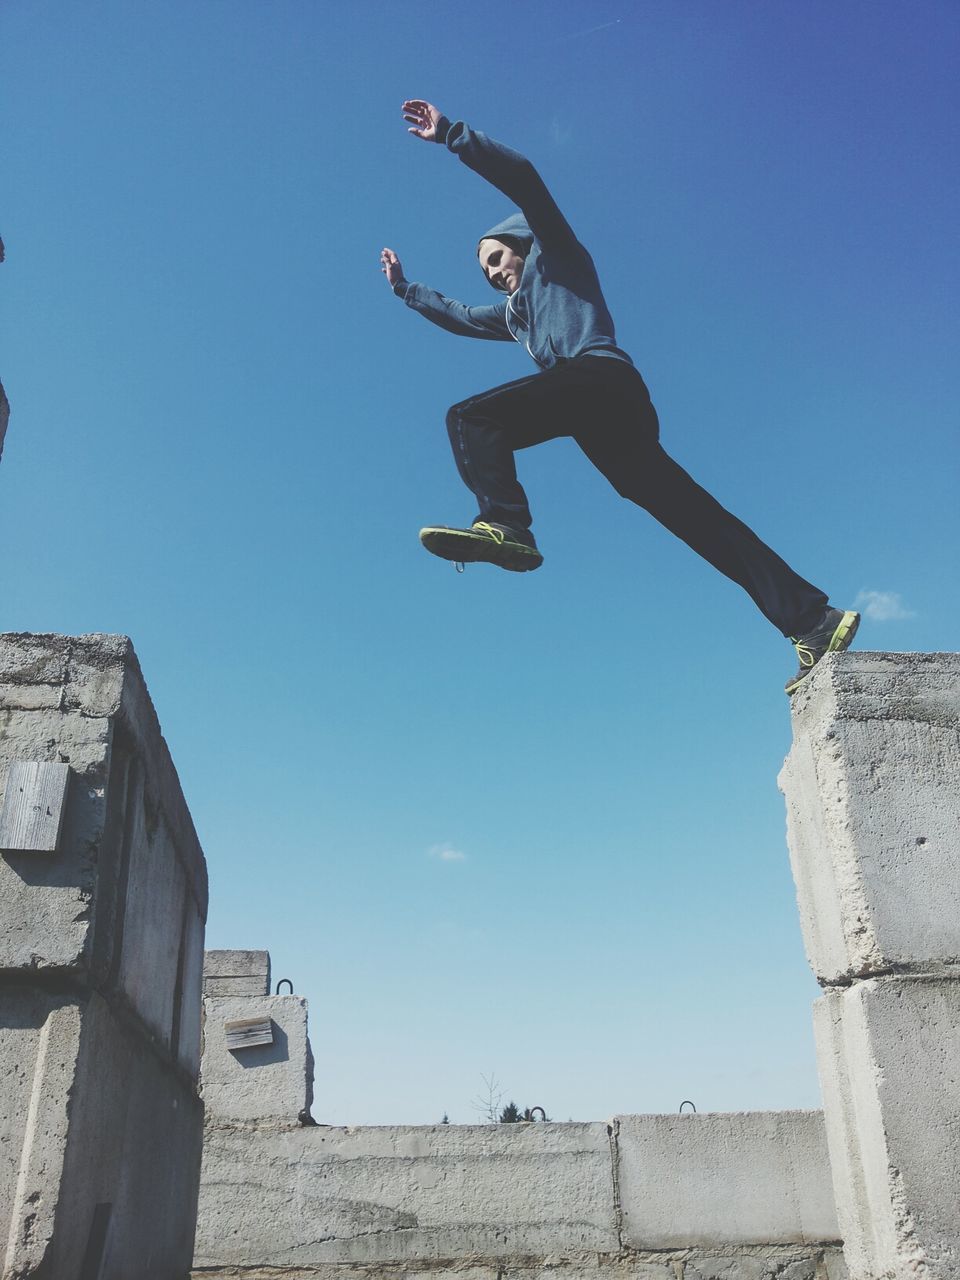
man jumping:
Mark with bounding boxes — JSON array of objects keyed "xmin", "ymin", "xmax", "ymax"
[{"xmin": 381, "ymin": 99, "xmax": 858, "ymax": 694}]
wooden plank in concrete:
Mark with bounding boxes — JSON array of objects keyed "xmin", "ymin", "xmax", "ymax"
[
  {"xmin": 0, "ymin": 760, "xmax": 70, "ymax": 852},
  {"xmin": 224, "ymin": 1016, "xmax": 274, "ymax": 1050}
]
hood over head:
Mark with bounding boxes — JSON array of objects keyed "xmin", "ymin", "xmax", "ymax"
[{"xmin": 477, "ymin": 213, "xmax": 534, "ymax": 291}]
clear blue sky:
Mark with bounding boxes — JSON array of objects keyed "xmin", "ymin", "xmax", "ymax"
[{"xmin": 2, "ymin": 1, "xmax": 957, "ymax": 1124}]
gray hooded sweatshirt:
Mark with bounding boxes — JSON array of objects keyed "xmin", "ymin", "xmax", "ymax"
[{"xmin": 393, "ymin": 118, "xmax": 633, "ymax": 371}]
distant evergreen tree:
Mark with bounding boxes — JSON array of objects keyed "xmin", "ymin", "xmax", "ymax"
[
  {"xmin": 474, "ymin": 1074, "xmax": 550, "ymax": 1124},
  {"xmin": 440, "ymin": 1113, "xmax": 450, "ymax": 1124},
  {"xmin": 498, "ymin": 1102, "xmax": 550, "ymax": 1123}
]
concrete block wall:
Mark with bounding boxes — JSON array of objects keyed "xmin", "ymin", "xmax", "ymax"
[
  {"xmin": 780, "ymin": 652, "xmax": 960, "ymax": 1280},
  {"xmin": 0, "ymin": 633, "xmax": 208, "ymax": 1279},
  {"xmin": 194, "ymin": 1118, "xmax": 844, "ymax": 1278},
  {"xmin": 193, "ymin": 952, "xmax": 843, "ymax": 1279}
]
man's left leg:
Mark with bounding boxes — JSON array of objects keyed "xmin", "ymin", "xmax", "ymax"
[{"xmin": 570, "ymin": 359, "xmax": 860, "ymax": 689}]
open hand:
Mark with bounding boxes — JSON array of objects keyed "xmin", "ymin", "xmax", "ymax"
[
  {"xmin": 380, "ymin": 247, "xmax": 405, "ymax": 287},
  {"xmin": 402, "ymin": 99, "xmax": 443, "ymax": 142}
]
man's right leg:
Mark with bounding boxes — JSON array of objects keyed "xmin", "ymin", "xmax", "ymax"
[
  {"xmin": 422, "ymin": 366, "xmax": 599, "ymax": 571},
  {"xmin": 443, "ymin": 374, "xmax": 568, "ymax": 531}
]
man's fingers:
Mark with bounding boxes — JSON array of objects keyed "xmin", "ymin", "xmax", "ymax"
[
  {"xmin": 401, "ymin": 100, "xmax": 436, "ymax": 123},
  {"xmin": 379, "ymin": 247, "xmax": 403, "ymax": 281},
  {"xmin": 401, "ymin": 99, "xmax": 437, "ymax": 141}
]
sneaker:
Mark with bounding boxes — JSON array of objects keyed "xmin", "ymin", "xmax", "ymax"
[
  {"xmin": 419, "ymin": 521, "xmax": 543, "ymax": 573},
  {"xmin": 785, "ymin": 608, "xmax": 861, "ymax": 694}
]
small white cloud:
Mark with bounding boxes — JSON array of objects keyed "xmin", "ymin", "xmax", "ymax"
[
  {"xmin": 854, "ymin": 590, "xmax": 916, "ymax": 622},
  {"xmin": 428, "ymin": 843, "xmax": 467, "ymax": 863}
]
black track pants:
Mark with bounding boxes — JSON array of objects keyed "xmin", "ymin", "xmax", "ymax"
[{"xmin": 444, "ymin": 356, "xmax": 829, "ymax": 637}]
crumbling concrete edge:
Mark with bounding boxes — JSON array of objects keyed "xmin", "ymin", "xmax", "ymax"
[
  {"xmin": 2, "ymin": 1001, "xmax": 80, "ymax": 1273},
  {"xmin": 608, "ymin": 1117, "xmax": 624, "ymax": 1253},
  {"xmin": 189, "ymin": 1239, "xmax": 846, "ymax": 1277}
]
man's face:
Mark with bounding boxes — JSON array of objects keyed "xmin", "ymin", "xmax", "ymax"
[{"xmin": 479, "ymin": 238, "xmax": 526, "ymax": 294}]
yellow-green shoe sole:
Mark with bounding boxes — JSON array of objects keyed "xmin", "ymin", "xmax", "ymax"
[{"xmin": 419, "ymin": 526, "xmax": 543, "ymax": 573}]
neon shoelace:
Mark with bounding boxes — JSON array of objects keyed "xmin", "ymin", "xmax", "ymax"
[
  {"xmin": 471, "ymin": 522, "xmax": 506, "ymax": 544},
  {"xmin": 792, "ymin": 641, "xmax": 817, "ymax": 668}
]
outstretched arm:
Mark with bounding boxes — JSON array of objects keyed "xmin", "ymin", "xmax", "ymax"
[
  {"xmin": 380, "ymin": 245, "xmax": 511, "ymax": 341},
  {"xmin": 401, "ymin": 99, "xmax": 576, "ymax": 249}
]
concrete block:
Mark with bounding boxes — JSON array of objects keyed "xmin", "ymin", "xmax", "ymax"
[
  {"xmin": 58, "ymin": 991, "xmax": 203, "ymax": 1278},
  {"xmin": 0, "ymin": 635, "xmax": 208, "ymax": 1050},
  {"xmin": 203, "ymin": 948, "xmax": 271, "ymax": 996},
  {"xmin": 2, "ymin": 986, "xmax": 204, "ymax": 1278},
  {"xmin": 201, "ymin": 995, "xmax": 311, "ymax": 1124},
  {"xmin": 193, "ymin": 1122, "xmax": 619, "ymax": 1268},
  {"xmin": 1, "ymin": 990, "xmax": 81, "ymax": 1269},
  {"xmin": 615, "ymin": 1112, "xmax": 839, "ymax": 1250},
  {"xmin": 813, "ymin": 975, "xmax": 960, "ymax": 1279},
  {"xmin": 779, "ymin": 652, "xmax": 960, "ymax": 984}
]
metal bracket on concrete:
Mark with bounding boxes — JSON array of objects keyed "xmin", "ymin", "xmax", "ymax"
[
  {"xmin": 679, "ymin": 1100, "xmax": 697, "ymax": 1114},
  {"xmin": 224, "ymin": 1016, "xmax": 274, "ymax": 1050},
  {"xmin": 275, "ymin": 978, "xmax": 293, "ymax": 994},
  {"xmin": 0, "ymin": 759, "xmax": 71, "ymax": 853}
]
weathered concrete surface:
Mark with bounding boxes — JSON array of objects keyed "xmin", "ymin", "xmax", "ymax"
[
  {"xmin": 814, "ymin": 976, "xmax": 960, "ymax": 1280},
  {"xmin": 783, "ymin": 651, "xmax": 960, "ymax": 1279},
  {"xmin": 779, "ymin": 652, "xmax": 960, "ymax": 986},
  {"xmin": 203, "ymin": 948, "xmax": 271, "ymax": 997},
  {"xmin": 615, "ymin": 1112, "xmax": 839, "ymax": 1250},
  {"xmin": 1, "ymin": 633, "xmax": 207, "ymax": 1277},
  {"xmin": 201, "ymin": 994, "xmax": 312, "ymax": 1124},
  {"xmin": 194, "ymin": 1122, "xmax": 620, "ymax": 1268}
]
